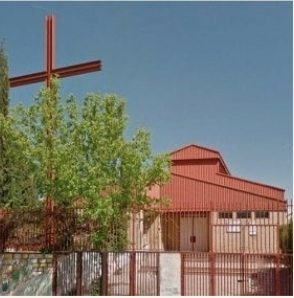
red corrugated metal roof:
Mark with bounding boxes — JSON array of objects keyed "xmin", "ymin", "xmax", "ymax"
[
  {"xmin": 215, "ymin": 173, "xmax": 285, "ymax": 199},
  {"xmin": 161, "ymin": 173, "xmax": 286, "ymax": 211},
  {"xmin": 154, "ymin": 144, "xmax": 286, "ymax": 211}
]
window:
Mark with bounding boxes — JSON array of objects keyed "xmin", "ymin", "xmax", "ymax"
[
  {"xmin": 227, "ymin": 219, "xmax": 241, "ymax": 233},
  {"xmin": 255, "ymin": 211, "xmax": 269, "ymax": 219},
  {"xmin": 249, "ymin": 220, "xmax": 257, "ymax": 236},
  {"xmin": 236, "ymin": 211, "xmax": 251, "ymax": 219},
  {"xmin": 218, "ymin": 212, "xmax": 233, "ymax": 219}
]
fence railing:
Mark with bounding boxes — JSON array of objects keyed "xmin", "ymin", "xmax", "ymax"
[
  {"xmin": 0, "ymin": 203, "xmax": 292, "ymax": 254},
  {"xmin": 0, "ymin": 250, "xmax": 292, "ymax": 296},
  {"xmin": 51, "ymin": 251, "xmax": 293, "ymax": 296}
]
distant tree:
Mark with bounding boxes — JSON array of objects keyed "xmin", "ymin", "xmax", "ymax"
[
  {"xmin": 0, "ymin": 43, "xmax": 9, "ymax": 117},
  {"xmin": 0, "ymin": 43, "xmax": 38, "ymax": 208},
  {"xmin": 12, "ymin": 78, "xmax": 170, "ymax": 250},
  {"xmin": 280, "ymin": 217, "xmax": 293, "ymax": 254},
  {"xmin": 279, "ymin": 216, "xmax": 293, "ymax": 272}
]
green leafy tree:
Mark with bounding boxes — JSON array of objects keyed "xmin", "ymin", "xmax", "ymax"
[
  {"xmin": 12, "ymin": 78, "xmax": 170, "ymax": 250},
  {"xmin": 0, "ymin": 44, "xmax": 39, "ymax": 252},
  {"xmin": 0, "ymin": 43, "xmax": 10, "ymax": 207},
  {"xmin": 0, "ymin": 43, "xmax": 38, "ymax": 208}
]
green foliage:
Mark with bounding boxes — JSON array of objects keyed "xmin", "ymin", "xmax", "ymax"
[
  {"xmin": 2, "ymin": 282, "xmax": 9, "ymax": 292},
  {"xmin": 90, "ymin": 278, "xmax": 101, "ymax": 296},
  {"xmin": 279, "ymin": 217, "xmax": 293, "ymax": 254},
  {"xmin": 39, "ymin": 247, "xmax": 54, "ymax": 254},
  {"xmin": 0, "ymin": 115, "xmax": 38, "ymax": 207},
  {"xmin": 0, "ymin": 43, "xmax": 9, "ymax": 117},
  {"xmin": 12, "ymin": 78, "xmax": 171, "ymax": 250},
  {"xmin": 0, "ymin": 43, "xmax": 38, "ymax": 208},
  {"xmin": 12, "ymin": 268, "xmax": 20, "ymax": 283}
]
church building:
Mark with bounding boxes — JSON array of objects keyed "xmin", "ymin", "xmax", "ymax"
[{"xmin": 130, "ymin": 144, "xmax": 287, "ymax": 254}]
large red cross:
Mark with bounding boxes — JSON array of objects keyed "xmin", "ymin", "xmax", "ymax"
[
  {"xmin": 9, "ymin": 15, "xmax": 102, "ymax": 88},
  {"xmin": 8, "ymin": 15, "xmax": 102, "ymax": 249}
]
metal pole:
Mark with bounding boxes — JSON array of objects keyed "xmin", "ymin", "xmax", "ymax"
[
  {"xmin": 52, "ymin": 253, "xmax": 58, "ymax": 296},
  {"xmin": 76, "ymin": 252, "xmax": 83, "ymax": 295},
  {"xmin": 129, "ymin": 252, "xmax": 136, "ymax": 295},
  {"xmin": 156, "ymin": 252, "xmax": 160, "ymax": 296},
  {"xmin": 180, "ymin": 252, "xmax": 185, "ymax": 295},
  {"xmin": 275, "ymin": 254, "xmax": 281, "ymax": 295},
  {"xmin": 209, "ymin": 252, "xmax": 216, "ymax": 296},
  {"xmin": 101, "ymin": 252, "xmax": 108, "ymax": 295}
]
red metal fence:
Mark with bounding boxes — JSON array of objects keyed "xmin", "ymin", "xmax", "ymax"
[
  {"xmin": 51, "ymin": 251, "xmax": 292, "ymax": 296},
  {"xmin": 52, "ymin": 251, "xmax": 160, "ymax": 296},
  {"xmin": 1, "ymin": 203, "xmax": 292, "ymax": 254},
  {"xmin": 182, "ymin": 252, "xmax": 292, "ymax": 296},
  {"xmin": 0, "ymin": 207, "xmax": 80, "ymax": 252}
]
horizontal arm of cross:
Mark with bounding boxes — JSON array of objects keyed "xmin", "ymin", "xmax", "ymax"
[{"xmin": 9, "ymin": 60, "xmax": 102, "ymax": 87}]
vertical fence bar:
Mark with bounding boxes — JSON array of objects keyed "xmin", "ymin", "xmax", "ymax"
[
  {"xmin": 76, "ymin": 251, "xmax": 83, "ymax": 295},
  {"xmin": 275, "ymin": 254, "xmax": 281, "ymax": 296},
  {"xmin": 132, "ymin": 210, "xmax": 135, "ymax": 251},
  {"xmin": 52, "ymin": 253, "xmax": 58, "ymax": 296},
  {"xmin": 129, "ymin": 252, "xmax": 136, "ymax": 296},
  {"xmin": 101, "ymin": 252, "xmax": 108, "ymax": 296},
  {"xmin": 209, "ymin": 252, "xmax": 215, "ymax": 296},
  {"xmin": 241, "ymin": 253, "xmax": 245, "ymax": 296},
  {"xmin": 180, "ymin": 252, "xmax": 185, "ymax": 295},
  {"xmin": 156, "ymin": 252, "xmax": 160, "ymax": 296}
]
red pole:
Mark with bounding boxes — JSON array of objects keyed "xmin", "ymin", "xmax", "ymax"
[
  {"xmin": 180, "ymin": 252, "xmax": 185, "ymax": 295},
  {"xmin": 76, "ymin": 252, "xmax": 83, "ymax": 295},
  {"xmin": 44, "ymin": 15, "xmax": 56, "ymax": 249},
  {"xmin": 52, "ymin": 253, "xmax": 58, "ymax": 295},
  {"xmin": 129, "ymin": 252, "xmax": 136, "ymax": 295},
  {"xmin": 209, "ymin": 252, "xmax": 216, "ymax": 296},
  {"xmin": 275, "ymin": 254, "xmax": 281, "ymax": 295}
]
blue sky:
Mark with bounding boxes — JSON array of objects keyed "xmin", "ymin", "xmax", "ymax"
[{"xmin": 0, "ymin": 1, "xmax": 292, "ymax": 198}]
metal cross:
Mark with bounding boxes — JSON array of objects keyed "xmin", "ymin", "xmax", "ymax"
[
  {"xmin": 8, "ymin": 15, "xmax": 102, "ymax": 249},
  {"xmin": 9, "ymin": 15, "xmax": 102, "ymax": 88}
]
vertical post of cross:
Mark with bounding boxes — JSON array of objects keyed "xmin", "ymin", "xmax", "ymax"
[
  {"xmin": 46, "ymin": 15, "xmax": 55, "ymax": 88},
  {"xmin": 44, "ymin": 15, "xmax": 56, "ymax": 250}
]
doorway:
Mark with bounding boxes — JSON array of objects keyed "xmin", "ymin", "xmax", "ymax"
[{"xmin": 180, "ymin": 213, "xmax": 208, "ymax": 251}]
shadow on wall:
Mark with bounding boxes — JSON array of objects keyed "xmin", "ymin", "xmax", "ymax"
[
  {"xmin": 2, "ymin": 271, "xmax": 52, "ymax": 296},
  {"xmin": 0, "ymin": 254, "xmax": 52, "ymax": 296}
]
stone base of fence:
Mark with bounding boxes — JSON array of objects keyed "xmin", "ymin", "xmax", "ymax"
[{"xmin": 0, "ymin": 253, "xmax": 53, "ymax": 295}]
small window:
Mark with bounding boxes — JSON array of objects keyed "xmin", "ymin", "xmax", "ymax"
[
  {"xmin": 237, "ymin": 211, "xmax": 251, "ymax": 219},
  {"xmin": 218, "ymin": 212, "xmax": 233, "ymax": 219},
  {"xmin": 255, "ymin": 211, "xmax": 269, "ymax": 219},
  {"xmin": 227, "ymin": 219, "xmax": 241, "ymax": 233}
]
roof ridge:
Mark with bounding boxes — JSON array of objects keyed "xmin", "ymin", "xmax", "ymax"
[
  {"xmin": 170, "ymin": 144, "xmax": 231, "ymax": 175},
  {"xmin": 170, "ymin": 143, "xmax": 221, "ymax": 156}
]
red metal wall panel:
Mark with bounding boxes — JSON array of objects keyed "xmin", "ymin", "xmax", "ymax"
[
  {"xmin": 172, "ymin": 159, "xmax": 218, "ymax": 180},
  {"xmin": 161, "ymin": 174, "xmax": 286, "ymax": 212}
]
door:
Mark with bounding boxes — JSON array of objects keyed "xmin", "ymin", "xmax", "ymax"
[{"xmin": 180, "ymin": 216, "xmax": 208, "ymax": 251}]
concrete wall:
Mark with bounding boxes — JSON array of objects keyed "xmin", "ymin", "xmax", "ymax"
[{"xmin": 0, "ymin": 253, "xmax": 52, "ymax": 295}]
